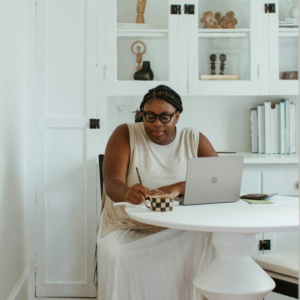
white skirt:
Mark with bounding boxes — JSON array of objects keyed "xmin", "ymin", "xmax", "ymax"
[{"xmin": 97, "ymin": 228, "xmax": 215, "ymax": 300}]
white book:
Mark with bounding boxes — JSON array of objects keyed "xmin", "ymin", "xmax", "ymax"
[
  {"xmin": 250, "ymin": 109, "xmax": 258, "ymax": 153},
  {"xmin": 284, "ymin": 99, "xmax": 290, "ymax": 154},
  {"xmin": 280, "ymin": 101, "xmax": 286, "ymax": 154},
  {"xmin": 264, "ymin": 101, "xmax": 271, "ymax": 154},
  {"xmin": 279, "ymin": 21, "xmax": 298, "ymax": 24},
  {"xmin": 275, "ymin": 103, "xmax": 280, "ymax": 154},
  {"xmin": 270, "ymin": 107, "xmax": 276, "ymax": 154},
  {"xmin": 257, "ymin": 105, "xmax": 265, "ymax": 154},
  {"xmin": 290, "ymin": 102, "xmax": 296, "ymax": 154}
]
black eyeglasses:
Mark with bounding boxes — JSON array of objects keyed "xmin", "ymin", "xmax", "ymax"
[{"xmin": 143, "ymin": 111, "xmax": 178, "ymax": 124}]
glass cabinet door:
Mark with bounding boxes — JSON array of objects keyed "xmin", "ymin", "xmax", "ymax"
[
  {"xmin": 268, "ymin": 0, "xmax": 298, "ymax": 95},
  {"xmin": 106, "ymin": 0, "xmax": 181, "ymax": 96},
  {"xmin": 187, "ymin": 0, "xmax": 260, "ymax": 95}
]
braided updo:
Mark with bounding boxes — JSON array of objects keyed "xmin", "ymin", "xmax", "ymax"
[{"xmin": 139, "ymin": 85, "xmax": 183, "ymax": 113}]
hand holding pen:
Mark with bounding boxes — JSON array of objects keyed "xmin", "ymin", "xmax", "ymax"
[{"xmin": 123, "ymin": 164, "xmax": 149, "ymax": 205}]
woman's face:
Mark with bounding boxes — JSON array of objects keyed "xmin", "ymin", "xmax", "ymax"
[{"xmin": 143, "ymin": 98, "xmax": 180, "ymax": 145}]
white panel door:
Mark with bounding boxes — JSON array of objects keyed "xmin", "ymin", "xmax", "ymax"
[{"xmin": 36, "ymin": 0, "xmax": 97, "ymax": 297}]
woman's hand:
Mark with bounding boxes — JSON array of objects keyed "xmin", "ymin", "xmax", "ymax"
[
  {"xmin": 125, "ymin": 183, "xmax": 150, "ymax": 205},
  {"xmin": 149, "ymin": 183, "xmax": 184, "ymax": 198}
]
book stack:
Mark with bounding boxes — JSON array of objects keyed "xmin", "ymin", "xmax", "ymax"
[
  {"xmin": 250, "ymin": 99, "xmax": 296, "ymax": 154},
  {"xmin": 279, "ymin": 18, "xmax": 298, "ymax": 28}
]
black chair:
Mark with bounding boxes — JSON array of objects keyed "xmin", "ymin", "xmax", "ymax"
[
  {"xmin": 98, "ymin": 154, "xmax": 104, "ymax": 198},
  {"xmin": 94, "ymin": 154, "xmax": 104, "ymax": 289}
]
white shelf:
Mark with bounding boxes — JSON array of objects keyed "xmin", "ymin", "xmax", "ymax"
[
  {"xmin": 117, "ymin": 29, "xmax": 169, "ymax": 38},
  {"xmin": 198, "ymin": 28, "xmax": 250, "ymax": 38},
  {"xmin": 218, "ymin": 152, "xmax": 299, "ymax": 164},
  {"xmin": 278, "ymin": 28, "xmax": 298, "ymax": 37}
]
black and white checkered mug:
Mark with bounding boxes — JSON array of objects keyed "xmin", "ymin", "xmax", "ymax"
[{"xmin": 145, "ymin": 196, "xmax": 173, "ymax": 212}]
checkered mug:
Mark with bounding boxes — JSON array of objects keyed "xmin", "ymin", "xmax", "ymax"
[{"xmin": 145, "ymin": 196, "xmax": 173, "ymax": 212}]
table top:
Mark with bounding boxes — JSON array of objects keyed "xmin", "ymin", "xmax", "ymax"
[{"xmin": 125, "ymin": 197, "xmax": 299, "ymax": 233}]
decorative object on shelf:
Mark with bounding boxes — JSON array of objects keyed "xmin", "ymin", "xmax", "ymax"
[
  {"xmin": 200, "ymin": 11, "xmax": 221, "ymax": 28},
  {"xmin": 131, "ymin": 40, "xmax": 147, "ymax": 71},
  {"xmin": 200, "ymin": 11, "xmax": 237, "ymax": 29},
  {"xmin": 280, "ymin": 71, "xmax": 298, "ymax": 80},
  {"xmin": 201, "ymin": 54, "xmax": 238, "ymax": 80},
  {"xmin": 134, "ymin": 61, "xmax": 154, "ymax": 80},
  {"xmin": 219, "ymin": 54, "xmax": 226, "ymax": 75},
  {"xmin": 116, "ymin": 105, "xmax": 125, "ymax": 125},
  {"xmin": 287, "ymin": 0, "xmax": 299, "ymax": 18},
  {"xmin": 201, "ymin": 75, "xmax": 238, "ymax": 80},
  {"xmin": 210, "ymin": 54, "xmax": 217, "ymax": 75},
  {"xmin": 136, "ymin": 0, "xmax": 147, "ymax": 24},
  {"xmin": 215, "ymin": 12, "xmax": 222, "ymax": 25},
  {"xmin": 221, "ymin": 11, "xmax": 237, "ymax": 28}
]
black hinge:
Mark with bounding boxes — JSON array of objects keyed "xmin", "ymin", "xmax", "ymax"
[
  {"xmin": 171, "ymin": 5, "xmax": 181, "ymax": 14},
  {"xmin": 265, "ymin": 3, "xmax": 276, "ymax": 13},
  {"xmin": 259, "ymin": 240, "xmax": 271, "ymax": 251},
  {"xmin": 90, "ymin": 119, "xmax": 100, "ymax": 129},
  {"xmin": 184, "ymin": 4, "xmax": 195, "ymax": 14}
]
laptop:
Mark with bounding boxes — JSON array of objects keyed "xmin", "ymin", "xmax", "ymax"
[{"xmin": 175, "ymin": 156, "xmax": 244, "ymax": 205}]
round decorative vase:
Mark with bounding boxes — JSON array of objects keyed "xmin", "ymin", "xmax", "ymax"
[
  {"xmin": 289, "ymin": 6, "xmax": 299, "ymax": 18},
  {"xmin": 133, "ymin": 61, "xmax": 154, "ymax": 80}
]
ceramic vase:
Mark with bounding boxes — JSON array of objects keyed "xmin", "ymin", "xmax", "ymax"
[
  {"xmin": 289, "ymin": 5, "xmax": 299, "ymax": 18},
  {"xmin": 133, "ymin": 61, "xmax": 154, "ymax": 80}
]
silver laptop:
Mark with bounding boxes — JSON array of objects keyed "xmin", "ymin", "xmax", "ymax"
[{"xmin": 176, "ymin": 156, "xmax": 244, "ymax": 205}]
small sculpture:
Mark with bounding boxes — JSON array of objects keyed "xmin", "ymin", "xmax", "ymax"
[
  {"xmin": 210, "ymin": 54, "xmax": 217, "ymax": 75},
  {"xmin": 219, "ymin": 54, "xmax": 226, "ymax": 75},
  {"xmin": 221, "ymin": 11, "xmax": 237, "ymax": 28},
  {"xmin": 200, "ymin": 11, "xmax": 221, "ymax": 28},
  {"xmin": 214, "ymin": 12, "xmax": 222, "ymax": 25},
  {"xmin": 131, "ymin": 41, "xmax": 147, "ymax": 71},
  {"xmin": 136, "ymin": 0, "xmax": 147, "ymax": 24},
  {"xmin": 134, "ymin": 61, "xmax": 154, "ymax": 81},
  {"xmin": 200, "ymin": 11, "xmax": 238, "ymax": 29}
]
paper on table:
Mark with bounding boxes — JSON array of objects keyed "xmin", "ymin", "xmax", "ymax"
[
  {"xmin": 240, "ymin": 199, "xmax": 273, "ymax": 204},
  {"xmin": 239, "ymin": 196, "xmax": 298, "ymax": 207}
]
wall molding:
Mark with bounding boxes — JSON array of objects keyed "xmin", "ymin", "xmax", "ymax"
[{"xmin": 6, "ymin": 269, "xmax": 29, "ymax": 300}]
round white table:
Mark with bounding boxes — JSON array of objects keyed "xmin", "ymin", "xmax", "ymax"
[{"xmin": 125, "ymin": 199, "xmax": 299, "ymax": 300}]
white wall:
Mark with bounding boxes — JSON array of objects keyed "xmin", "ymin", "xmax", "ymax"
[
  {"xmin": 107, "ymin": 95, "xmax": 299, "ymax": 152},
  {"xmin": 0, "ymin": 0, "xmax": 29, "ymax": 300}
]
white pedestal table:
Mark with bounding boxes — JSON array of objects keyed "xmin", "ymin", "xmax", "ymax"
[{"xmin": 125, "ymin": 198, "xmax": 299, "ymax": 300}]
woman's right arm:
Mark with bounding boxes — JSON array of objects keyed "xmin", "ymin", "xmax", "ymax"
[{"xmin": 103, "ymin": 124, "xmax": 149, "ymax": 204}]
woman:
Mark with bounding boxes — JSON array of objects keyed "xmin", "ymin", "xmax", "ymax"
[{"xmin": 98, "ymin": 85, "xmax": 218, "ymax": 300}]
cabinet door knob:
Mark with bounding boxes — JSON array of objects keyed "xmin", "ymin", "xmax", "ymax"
[{"xmin": 296, "ymin": 182, "xmax": 299, "ymax": 189}]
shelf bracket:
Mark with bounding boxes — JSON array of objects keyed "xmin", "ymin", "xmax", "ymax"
[{"xmin": 265, "ymin": 3, "xmax": 276, "ymax": 13}]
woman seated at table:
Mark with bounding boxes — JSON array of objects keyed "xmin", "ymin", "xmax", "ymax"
[{"xmin": 98, "ymin": 85, "xmax": 218, "ymax": 300}]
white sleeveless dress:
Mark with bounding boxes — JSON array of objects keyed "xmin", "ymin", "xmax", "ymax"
[{"xmin": 97, "ymin": 123, "xmax": 215, "ymax": 300}]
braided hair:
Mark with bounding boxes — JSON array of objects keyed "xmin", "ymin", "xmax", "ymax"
[{"xmin": 139, "ymin": 85, "xmax": 183, "ymax": 113}]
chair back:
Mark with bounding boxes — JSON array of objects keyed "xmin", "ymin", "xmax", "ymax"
[{"xmin": 98, "ymin": 154, "xmax": 104, "ymax": 198}]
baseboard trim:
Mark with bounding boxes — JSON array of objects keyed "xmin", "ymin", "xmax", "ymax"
[{"xmin": 7, "ymin": 269, "xmax": 29, "ymax": 300}]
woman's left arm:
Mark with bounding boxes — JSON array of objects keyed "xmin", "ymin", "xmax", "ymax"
[{"xmin": 197, "ymin": 132, "xmax": 218, "ymax": 157}]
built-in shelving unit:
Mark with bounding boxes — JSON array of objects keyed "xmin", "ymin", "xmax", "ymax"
[
  {"xmin": 198, "ymin": 28, "xmax": 250, "ymax": 38},
  {"xmin": 117, "ymin": 29, "xmax": 169, "ymax": 38}
]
